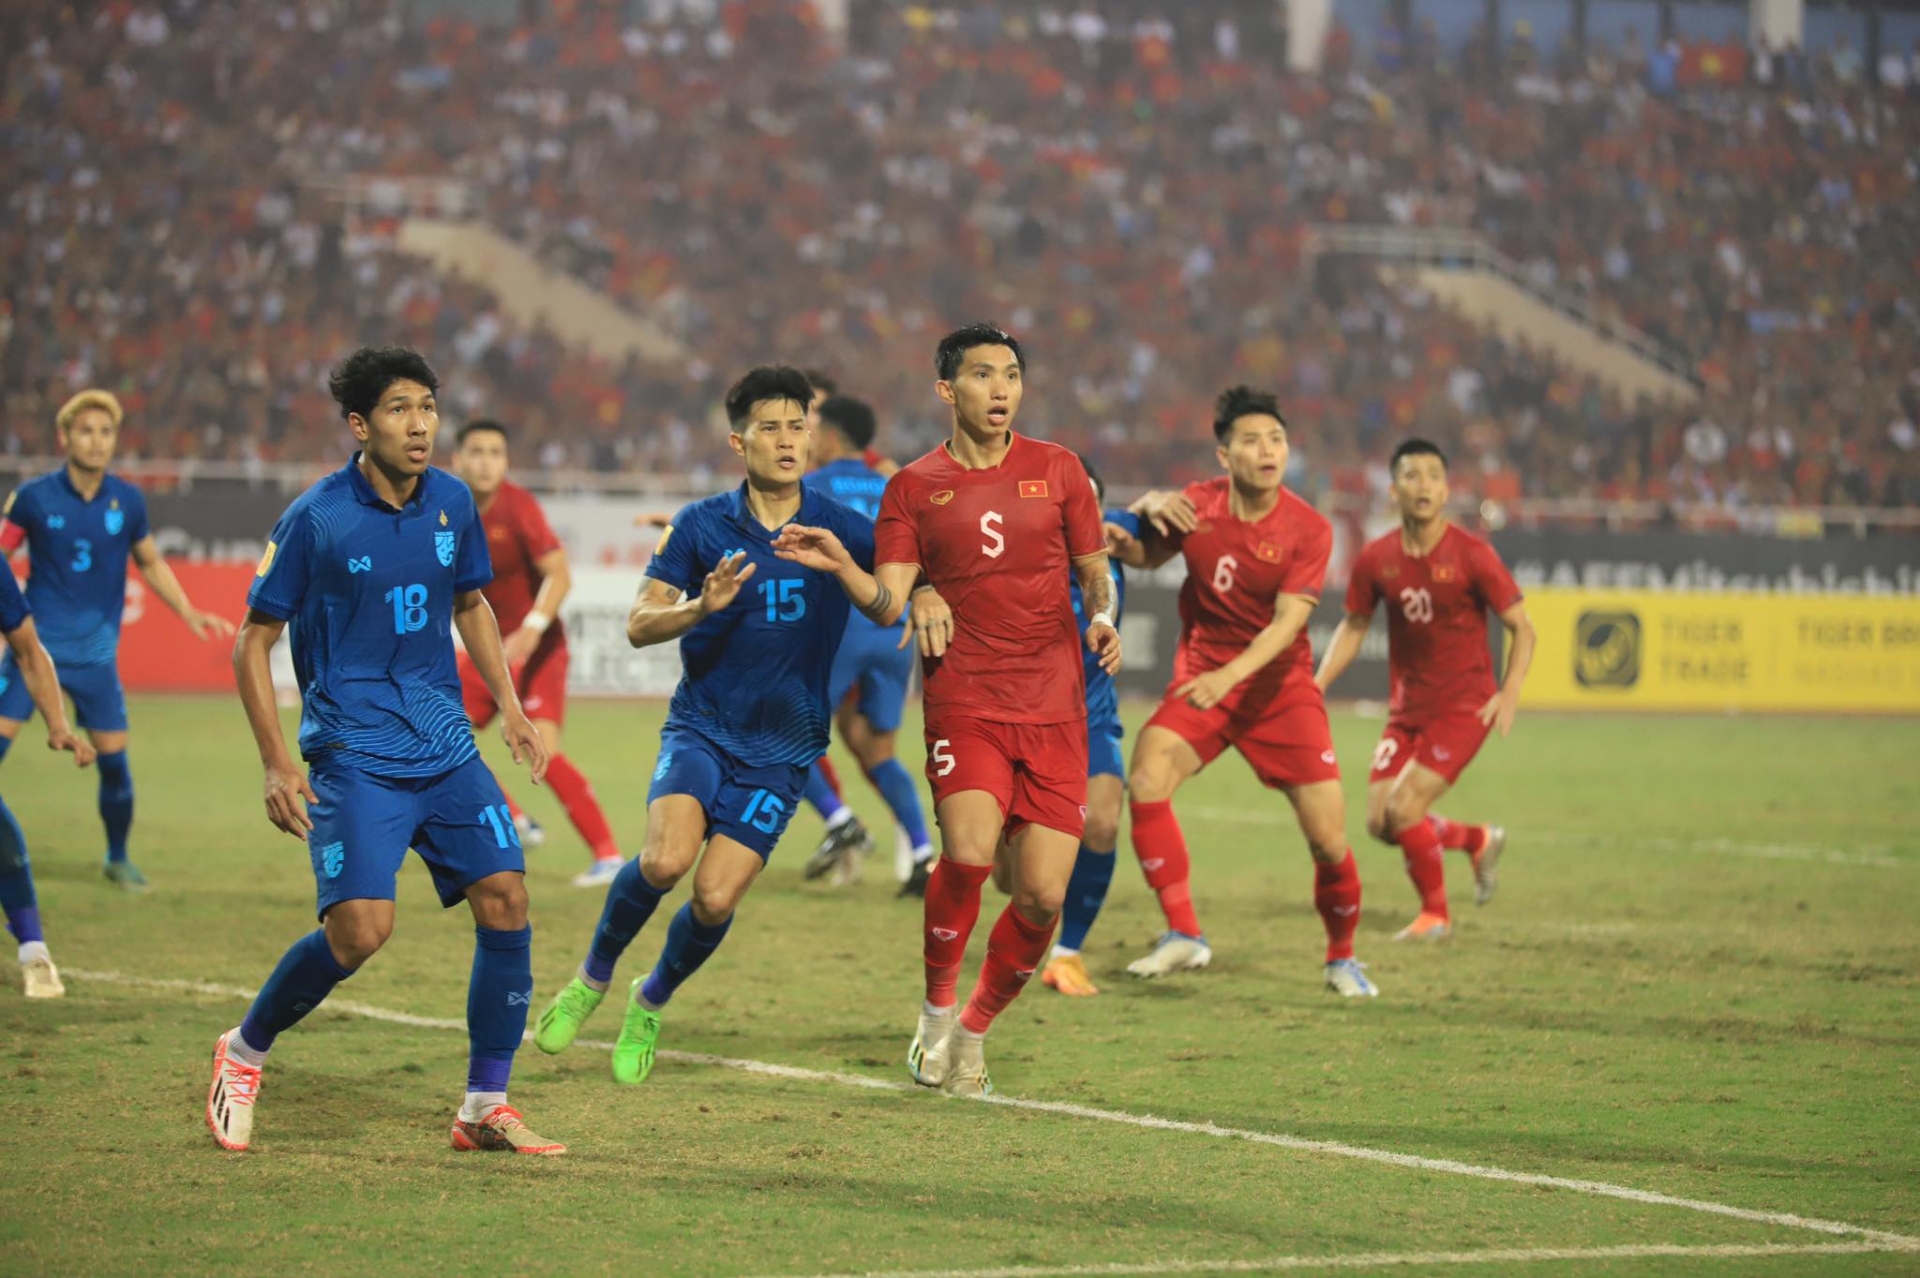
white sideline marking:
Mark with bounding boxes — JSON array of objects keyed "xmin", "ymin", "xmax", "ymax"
[
  {"xmin": 68, "ymin": 969, "xmax": 1918, "ymax": 1251},
  {"xmin": 757, "ymin": 1240, "xmax": 1920, "ymax": 1278},
  {"xmin": 1176, "ymin": 808, "xmax": 1905, "ymax": 868}
]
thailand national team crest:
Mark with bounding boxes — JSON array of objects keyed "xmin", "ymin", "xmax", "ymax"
[
  {"xmin": 105, "ymin": 499, "xmax": 124, "ymax": 536},
  {"xmin": 434, "ymin": 530, "xmax": 456, "ymax": 567}
]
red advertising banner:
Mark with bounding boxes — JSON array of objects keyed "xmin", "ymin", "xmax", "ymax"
[{"xmin": 9, "ymin": 560, "xmax": 256, "ymax": 694}]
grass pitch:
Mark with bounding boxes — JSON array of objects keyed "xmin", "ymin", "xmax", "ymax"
[{"xmin": 2, "ymin": 696, "xmax": 1916, "ymax": 1276}]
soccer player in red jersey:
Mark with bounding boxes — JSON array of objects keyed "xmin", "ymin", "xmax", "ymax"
[
  {"xmin": 775, "ymin": 322, "xmax": 1119, "ymax": 1095},
  {"xmin": 453, "ymin": 421, "xmax": 622, "ymax": 886},
  {"xmin": 1115, "ymin": 386, "xmax": 1377, "ymax": 997},
  {"xmin": 1315, "ymin": 439, "xmax": 1535, "ymax": 940}
]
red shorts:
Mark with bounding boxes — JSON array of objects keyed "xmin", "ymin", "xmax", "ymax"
[
  {"xmin": 1147, "ymin": 689, "xmax": 1340, "ymax": 790},
  {"xmin": 924, "ymin": 714, "xmax": 1087, "ymax": 839},
  {"xmin": 459, "ymin": 644, "xmax": 569, "ymax": 729},
  {"xmin": 1369, "ymin": 713, "xmax": 1491, "ymax": 787}
]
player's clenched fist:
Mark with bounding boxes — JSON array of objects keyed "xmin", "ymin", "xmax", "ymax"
[
  {"xmin": 262, "ymin": 763, "xmax": 319, "ymax": 838},
  {"xmin": 697, "ymin": 550, "xmax": 757, "ymax": 615},
  {"xmin": 46, "ymin": 726, "xmax": 96, "ymax": 768},
  {"xmin": 1085, "ymin": 616, "xmax": 1121, "ymax": 676}
]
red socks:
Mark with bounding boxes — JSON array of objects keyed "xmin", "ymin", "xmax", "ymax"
[
  {"xmin": 1396, "ymin": 819, "xmax": 1449, "ymax": 919},
  {"xmin": 958, "ymin": 905, "xmax": 1056, "ymax": 1035},
  {"xmin": 546, "ymin": 753, "xmax": 620, "ymax": 862},
  {"xmin": 1429, "ymin": 814, "xmax": 1487, "ymax": 856},
  {"xmin": 923, "ymin": 858, "xmax": 992, "ymax": 1007},
  {"xmin": 1130, "ymin": 798, "xmax": 1202, "ymax": 937},
  {"xmin": 1314, "ymin": 851, "xmax": 1362, "ymax": 962}
]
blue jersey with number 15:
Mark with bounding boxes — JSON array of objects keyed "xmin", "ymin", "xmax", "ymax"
[
  {"xmin": 646, "ymin": 482, "xmax": 875, "ymax": 768},
  {"xmin": 247, "ymin": 454, "xmax": 492, "ymax": 779}
]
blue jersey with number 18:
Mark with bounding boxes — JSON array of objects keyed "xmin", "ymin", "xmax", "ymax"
[
  {"xmin": 645, "ymin": 483, "xmax": 875, "ymax": 768},
  {"xmin": 247, "ymin": 454, "xmax": 492, "ymax": 778}
]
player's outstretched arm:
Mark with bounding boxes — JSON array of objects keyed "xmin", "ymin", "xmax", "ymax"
[
  {"xmin": 454, "ymin": 589, "xmax": 550, "ymax": 784},
  {"xmin": 1123, "ymin": 492, "xmax": 1190, "ymax": 570},
  {"xmin": 770, "ymin": 525, "xmax": 913, "ymax": 627},
  {"xmin": 626, "ymin": 556, "xmax": 753, "ymax": 648},
  {"xmin": 3, "ymin": 617, "xmax": 94, "ymax": 767},
  {"xmin": 1314, "ymin": 612, "xmax": 1374, "ymax": 695},
  {"xmin": 1072, "ymin": 552, "xmax": 1123, "ymax": 675},
  {"xmin": 234, "ymin": 609, "xmax": 317, "ymax": 838},
  {"xmin": 132, "ymin": 535, "xmax": 238, "ymax": 642},
  {"xmin": 1479, "ymin": 602, "xmax": 1536, "ymax": 736},
  {"xmin": 1177, "ymin": 592, "xmax": 1317, "ymax": 710}
]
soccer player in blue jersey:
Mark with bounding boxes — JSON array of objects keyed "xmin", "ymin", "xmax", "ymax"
[
  {"xmin": 796, "ymin": 394, "xmax": 934, "ymax": 892},
  {"xmin": 206, "ymin": 346, "xmax": 561, "ymax": 1156},
  {"xmin": 533, "ymin": 366, "xmax": 906, "ymax": 1085},
  {"xmin": 0, "ymin": 564, "xmax": 98, "ymax": 999},
  {"xmin": 0, "ymin": 390, "xmax": 236, "ymax": 890},
  {"xmin": 1037, "ymin": 458, "xmax": 1139, "ymax": 997}
]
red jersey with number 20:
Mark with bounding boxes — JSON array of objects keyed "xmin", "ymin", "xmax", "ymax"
[
  {"xmin": 1163, "ymin": 478, "xmax": 1332, "ymax": 705},
  {"xmin": 480, "ymin": 480, "xmax": 566, "ymax": 652},
  {"xmin": 875, "ymin": 434, "xmax": 1104, "ymax": 726},
  {"xmin": 1345, "ymin": 523, "xmax": 1522, "ymax": 721}
]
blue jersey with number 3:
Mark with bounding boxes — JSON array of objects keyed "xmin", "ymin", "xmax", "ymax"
[
  {"xmin": 247, "ymin": 454, "xmax": 491, "ymax": 778},
  {"xmin": 1, "ymin": 470, "xmax": 149, "ymax": 667},
  {"xmin": 646, "ymin": 482, "xmax": 875, "ymax": 767}
]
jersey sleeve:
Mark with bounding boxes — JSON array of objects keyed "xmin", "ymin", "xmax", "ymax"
[
  {"xmin": 1103, "ymin": 507, "xmax": 1142, "ymax": 540},
  {"xmin": 126, "ymin": 486, "xmax": 152, "ymax": 543},
  {"xmin": 643, "ymin": 504, "xmax": 703, "ymax": 594},
  {"xmin": 1344, "ymin": 544, "xmax": 1379, "ymax": 616},
  {"xmin": 1060, "ymin": 453, "xmax": 1104, "ymax": 559},
  {"xmin": 1280, "ymin": 512, "xmax": 1333, "ymax": 599},
  {"xmin": 1472, "ymin": 538, "xmax": 1524, "ymax": 613},
  {"xmin": 873, "ymin": 474, "xmax": 920, "ymax": 567},
  {"xmin": 247, "ymin": 503, "xmax": 313, "ymax": 621},
  {"xmin": 834, "ymin": 502, "xmax": 877, "ymax": 573},
  {"xmin": 0, "ymin": 487, "xmax": 37, "ymax": 556},
  {"xmin": 514, "ymin": 489, "xmax": 563, "ymax": 560},
  {"xmin": 0, "ymin": 569, "xmax": 29, "ymax": 634},
  {"xmin": 454, "ymin": 497, "xmax": 492, "ymax": 594}
]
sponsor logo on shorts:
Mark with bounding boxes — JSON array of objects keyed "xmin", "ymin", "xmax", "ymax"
[
  {"xmin": 1432, "ymin": 746, "xmax": 1452, "ymax": 762},
  {"xmin": 1576, "ymin": 610, "xmax": 1641, "ymax": 688},
  {"xmin": 930, "ymin": 927, "xmax": 960, "ymax": 942},
  {"xmin": 1320, "ymin": 750, "xmax": 1337, "ymax": 765},
  {"xmin": 930, "ymin": 490, "xmax": 956, "ymax": 506},
  {"xmin": 524, "ymin": 696, "xmax": 544, "ymax": 712}
]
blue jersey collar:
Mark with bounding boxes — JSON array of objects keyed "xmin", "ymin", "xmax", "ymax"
[
  {"xmin": 55, "ymin": 465, "xmax": 110, "ymax": 504},
  {"xmin": 728, "ymin": 480, "xmax": 818, "ymax": 533},
  {"xmin": 345, "ymin": 451, "xmax": 431, "ymax": 511}
]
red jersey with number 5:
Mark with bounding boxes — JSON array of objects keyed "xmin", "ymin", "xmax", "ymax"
[
  {"xmin": 480, "ymin": 480, "xmax": 566, "ymax": 653},
  {"xmin": 1345, "ymin": 523, "xmax": 1522, "ymax": 721},
  {"xmin": 1162, "ymin": 478, "xmax": 1331, "ymax": 704},
  {"xmin": 875, "ymin": 434, "xmax": 1104, "ymax": 725}
]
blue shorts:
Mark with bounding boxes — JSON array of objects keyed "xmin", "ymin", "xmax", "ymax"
[
  {"xmin": 0, "ymin": 654, "xmax": 128, "ymax": 733},
  {"xmin": 1087, "ymin": 712, "xmax": 1125, "ymax": 780},
  {"xmin": 305, "ymin": 754, "xmax": 521, "ymax": 918},
  {"xmin": 648, "ymin": 727, "xmax": 806, "ymax": 861},
  {"xmin": 827, "ymin": 622, "xmax": 914, "ymax": 735}
]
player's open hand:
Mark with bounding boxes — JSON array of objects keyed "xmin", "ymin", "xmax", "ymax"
[
  {"xmin": 1135, "ymin": 489, "xmax": 1198, "ymax": 537},
  {"xmin": 1477, "ymin": 689, "xmax": 1519, "ymax": 737},
  {"xmin": 1086, "ymin": 619, "xmax": 1122, "ymax": 675},
  {"xmin": 186, "ymin": 608, "xmax": 239, "ymax": 642},
  {"xmin": 501, "ymin": 710, "xmax": 551, "ymax": 785},
  {"xmin": 1103, "ymin": 520, "xmax": 1137, "ymax": 556},
  {"xmin": 634, "ymin": 512, "xmax": 673, "ymax": 529},
  {"xmin": 263, "ymin": 762, "xmax": 319, "ymax": 839},
  {"xmin": 771, "ymin": 524, "xmax": 851, "ymax": 574},
  {"xmin": 902, "ymin": 587, "xmax": 953, "ymax": 657},
  {"xmin": 697, "ymin": 551, "xmax": 757, "ymax": 615},
  {"xmin": 1175, "ymin": 667, "xmax": 1239, "ymax": 711},
  {"xmin": 46, "ymin": 727, "xmax": 95, "ymax": 768}
]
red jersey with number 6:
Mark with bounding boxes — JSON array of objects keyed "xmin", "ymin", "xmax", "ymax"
[
  {"xmin": 1345, "ymin": 523, "xmax": 1522, "ymax": 722},
  {"xmin": 1162, "ymin": 478, "xmax": 1331, "ymax": 705},
  {"xmin": 875, "ymin": 434, "xmax": 1104, "ymax": 725}
]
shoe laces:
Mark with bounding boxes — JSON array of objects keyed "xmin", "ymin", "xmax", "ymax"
[
  {"xmin": 477, "ymin": 1104, "xmax": 525, "ymax": 1131},
  {"xmin": 222, "ymin": 1058, "xmax": 262, "ymax": 1106}
]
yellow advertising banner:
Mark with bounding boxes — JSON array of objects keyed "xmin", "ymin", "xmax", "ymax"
[{"xmin": 1521, "ymin": 589, "xmax": 1920, "ymax": 713}]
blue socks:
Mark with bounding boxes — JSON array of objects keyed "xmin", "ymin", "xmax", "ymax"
[
  {"xmin": 868, "ymin": 758, "xmax": 930, "ymax": 851},
  {"xmin": 238, "ymin": 930, "xmax": 354, "ymax": 1054},
  {"xmin": 584, "ymin": 857, "xmax": 667, "ymax": 984},
  {"xmin": 638, "ymin": 903, "xmax": 732, "ymax": 1008},
  {"xmin": 468, "ymin": 924, "xmax": 532, "ymax": 1095},
  {"xmin": 803, "ymin": 761, "xmax": 846, "ymax": 822},
  {"xmin": 1056, "ymin": 845, "xmax": 1117, "ymax": 953},
  {"xmin": 0, "ymin": 798, "xmax": 42, "ymax": 945},
  {"xmin": 96, "ymin": 750, "xmax": 133, "ymax": 865}
]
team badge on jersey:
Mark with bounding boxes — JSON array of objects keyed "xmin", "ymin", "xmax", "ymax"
[
  {"xmin": 1433, "ymin": 563, "xmax": 1457, "ymax": 582},
  {"xmin": 1018, "ymin": 480, "xmax": 1049, "ymax": 498},
  {"xmin": 105, "ymin": 498, "xmax": 124, "ymax": 535},
  {"xmin": 930, "ymin": 490, "xmax": 956, "ymax": 506},
  {"xmin": 1255, "ymin": 542, "xmax": 1283, "ymax": 563},
  {"xmin": 435, "ymin": 530, "xmax": 456, "ymax": 567},
  {"xmin": 256, "ymin": 540, "xmax": 278, "ymax": 578}
]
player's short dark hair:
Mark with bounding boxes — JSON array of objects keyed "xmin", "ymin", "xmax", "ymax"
[
  {"xmin": 456, "ymin": 419, "xmax": 510, "ymax": 446},
  {"xmin": 935, "ymin": 322, "xmax": 1026, "ymax": 382},
  {"xmin": 1390, "ymin": 438, "xmax": 1448, "ymax": 474},
  {"xmin": 802, "ymin": 368, "xmax": 839, "ymax": 398},
  {"xmin": 1212, "ymin": 384, "xmax": 1286, "ymax": 443},
  {"xmin": 724, "ymin": 366, "xmax": 815, "ymax": 428},
  {"xmin": 817, "ymin": 395, "xmax": 877, "ymax": 450},
  {"xmin": 1078, "ymin": 453, "xmax": 1105, "ymax": 502},
  {"xmin": 328, "ymin": 345, "xmax": 439, "ymax": 421}
]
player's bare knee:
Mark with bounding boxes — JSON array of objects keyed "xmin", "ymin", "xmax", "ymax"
[
  {"xmin": 638, "ymin": 845, "xmax": 690, "ymax": 891},
  {"xmin": 323, "ymin": 917, "xmax": 390, "ymax": 970},
  {"xmin": 1306, "ymin": 836, "xmax": 1346, "ymax": 866},
  {"xmin": 689, "ymin": 888, "xmax": 738, "ymax": 927},
  {"xmin": 1364, "ymin": 811, "xmax": 1396, "ymax": 844},
  {"xmin": 1383, "ymin": 793, "xmax": 1428, "ymax": 838},
  {"xmin": 1127, "ymin": 763, "xmax": 1175, "ymax": 806},
  {"xmin": 1083, "ymin": 814, "xmax": 1120, "ymax": 853},
  {"xmin": 467, "ymin": 873, "xmax": 529, "ymax": 930},
  {"xmin": 1012, "ymin": 890, "xmax": 1063, "ymax": 926}
]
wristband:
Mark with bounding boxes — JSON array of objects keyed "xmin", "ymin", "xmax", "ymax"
[
  {"xmin": 1089, "ymin": 611, "xmax": 1115, "ymax": 630},
  {"xmin": 523, "ymin": 612, "xmax": 552, "ymax": 635}
]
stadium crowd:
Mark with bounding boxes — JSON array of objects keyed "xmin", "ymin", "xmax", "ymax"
[{"xmin": 2, "ymin": 0, "xmax": 1915, "ymax": 512}]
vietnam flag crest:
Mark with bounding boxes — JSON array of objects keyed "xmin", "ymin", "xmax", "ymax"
[
  {"xmin": 1433, "ymin": 563, "xmax": 1458, "ymax": 582},
  {"xmin": 1255, "ymin": 542, "xmax": 1283, "ymax": 563},
  {"xmin": 1018, "ymin": 480, "xmax": 1049, "ymax": 498}
]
